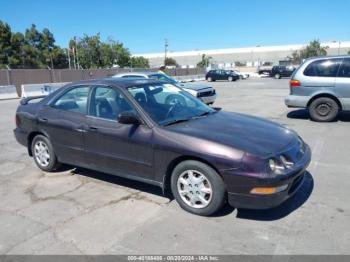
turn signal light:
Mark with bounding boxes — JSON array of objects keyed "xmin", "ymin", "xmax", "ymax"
[
  {"xmin": 15, "ymin": 115, "xmax": 21, "ymax": 126},
  {"xmin": 250, "ymin": 185, "xmax": 288, "ymax": 195},
  {"xmin": 290, "ymin": 79, "xmax": 301, "ymax": 87},
  {"xmin": 250, "ymin": 187, "xmax": 277, "ymax": 194}
]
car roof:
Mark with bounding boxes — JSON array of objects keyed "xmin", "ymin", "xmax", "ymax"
[
  {"xmin": 113, "ymin": 71, "xmax": 161, "ymax": 77},
  {"xmin": 113, "ymin": 72, "xmax": 150, "ymax": 77},
  {"xmin": 66, "ymin": 77, "xmax": 165, "ymax": 89},
  {"xmin": 304, "ymin": 55, "xmax": 350, "ymax": 62}
]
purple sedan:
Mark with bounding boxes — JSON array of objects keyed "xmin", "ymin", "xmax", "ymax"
[{"xmin": 14, "ymin": 78, "xmax": 311, "ymax": 216}]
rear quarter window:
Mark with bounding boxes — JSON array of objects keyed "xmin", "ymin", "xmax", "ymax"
[
  {"xmin": 303, "ymin": 59, "xmax": 342, "ymax": 77},
  {"xmin": 338, "ymin": 58, "xmax": 350, "ymax": 78}
]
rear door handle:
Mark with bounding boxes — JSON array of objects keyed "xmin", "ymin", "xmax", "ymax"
[{"xmin": 88, "ymin": 126, "xmax": 98, "ymax": 131}]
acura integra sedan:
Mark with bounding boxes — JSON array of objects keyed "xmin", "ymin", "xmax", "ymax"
[{"xmin": 14, "ymin": 78, "xmax": 311, "ymax": 216}]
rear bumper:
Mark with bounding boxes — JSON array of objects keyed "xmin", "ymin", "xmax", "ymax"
[
  {"xmin": 13, "ymin": 128, "xmax": 28, "ymax": 147},
  {"xmin": 285, "ymin": 95, "xmax": 310, "ymax": 108},
  {"xmin": 199, "ymin": 94, "xmax": 217, "ymax": 105}
]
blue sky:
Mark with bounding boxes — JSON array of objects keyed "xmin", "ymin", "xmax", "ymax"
[{"xmin": 1, "ymin": 0, "xmax": 350, "ymax": 54}]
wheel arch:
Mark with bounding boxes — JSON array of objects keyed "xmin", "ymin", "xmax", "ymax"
[
  {"xmin": 27, "ymin": 131, "xmax": 47, "ymax": 156},
  {"xmin": 307, "ymin": 93, "xmax": 343, "ymax": 111},
  {"xmin": 162, "ymin": 155, "xmax": 222, "ymax": 194}
]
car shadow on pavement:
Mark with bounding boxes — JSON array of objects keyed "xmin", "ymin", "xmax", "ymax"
[
  {"xmin": 287, "ymin": 109, "xmax": 350, "ymax": 122},
  {"xmin": 235, "ymin": 172, "xmax": 314, "ymax": 221},
  {"xmin": 70, "ymin": 167, "xmax": 167, "ymax": 199}
]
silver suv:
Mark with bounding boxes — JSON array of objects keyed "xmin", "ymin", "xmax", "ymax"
[{"xmin": 285, "ymin": 56, "xmax": 350, "ymax": 121}]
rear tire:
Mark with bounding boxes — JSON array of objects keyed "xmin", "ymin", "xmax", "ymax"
[
  {"xmin": 274, "ymin": 73, "xmax": 281, "ymax": 79},
  {"xmin": 171, "ymin": 160, "xmax": 226, "ymax": 216},
  {"xmin": 228, "ymin": 76, "xmax": 233, "ymax": 82},
  {"xmin": 32, "ymin": 135, "xmax": 61, "ymax": 172},
  {"xmin": 308, "ymin": 97, "xmax": 339, "ymax": 122}
]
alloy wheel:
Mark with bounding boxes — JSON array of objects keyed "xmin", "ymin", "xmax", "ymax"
[
  {"xmin": 177, "ymin": 170, "xmax": 212, "ymax": 209},
  {"xmin": 34, "ymin": 140, "xmax": 50, "ymax": 167}
]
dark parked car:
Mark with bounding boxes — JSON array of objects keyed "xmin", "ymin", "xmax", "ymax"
[
  {"xmin": 14, "ymin": 78, "xmax": 311, "ymax": 216},
  {"xmin": 270, "ymin": 65, "xmax": 295, "ymax": 79},
  {"xmin": 206, "ymin": 70, "xmax": 240, "ymax": 82}
]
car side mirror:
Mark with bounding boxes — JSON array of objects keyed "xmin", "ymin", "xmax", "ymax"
[{"xmin": 118, "ymin": 111, "xmax": 140, "ymax": 125}]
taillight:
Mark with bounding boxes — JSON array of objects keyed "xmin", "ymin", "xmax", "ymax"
[
  {"xmin": 290, "ymin": 79, "xmax": 301, "ymax": 87},
  {"xmin": 15, "ymin": 115, "xmax": 21, "ymax": 126}
]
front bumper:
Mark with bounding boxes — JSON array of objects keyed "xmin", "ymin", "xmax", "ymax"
[
  {"xmin": 223, "ymin": 144, "xmax": 311, "ymax": 210},
  {"xmin": 199, "ymin": 94, "xmax": 217, "ymax": 105},
  {"xmin": 227, "ymin": 170, "xmax": 306, "ymax": 209},
  {"xmin": 285, "ymin": 95, "xmax": 310, "ymax": 108}
]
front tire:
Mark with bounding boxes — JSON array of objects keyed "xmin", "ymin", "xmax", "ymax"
[
  {"xmin": 171, "ymin": 160, "xmax": 226, "ymax": 216},
  {"xmin": 207, "ymin": 77, "xmax": 212, "ymax": 82},
  {"xmin": 32, "ymin": 135, "xmax": 60, "ymax": 172},
  {"xmin": 228, "ymin": 76, "xmax": 233, "ymax": 82},
  {"xmin": 274, "ymin": 73, "xmax": 281, "ymax": 79},
  {"xmin": 308, "ymin": 97, "xmax": 339, "ymax": 122}
]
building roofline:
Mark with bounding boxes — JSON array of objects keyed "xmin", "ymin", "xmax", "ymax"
[{"xmin": 134, "ymin": 41, "xmax": 350, "ymax": 58}]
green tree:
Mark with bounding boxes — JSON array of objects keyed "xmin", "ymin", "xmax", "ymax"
[
  {"xmin": 164, "ymin": 57, "xmax": 178, "ymax": 67},
  {"xmin": 130, "ymin": 56, "xmax": 149, "ymax": 68},
  {"xmin": 76, "ymin": 34, "xmax": 131, "ymax": 69},
  {"xmin": 109, "ymin": 40, "xmax": 130, "ymax": 68},
  {"xmin": 289, "ymin": 40, "xmax": 328, "ymax": 64},
  {"xmin": 0, "ymin": 21, "xmax": 12, "ymax": 68},
  {"xmin": 8, "ymin": 32, "xmax": 25, "ymax": 68},
  {"xmin": 197, "ymin": 54, "xmax": 212, "ymax": 68}
]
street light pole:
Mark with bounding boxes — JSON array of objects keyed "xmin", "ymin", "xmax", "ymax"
[{"xmin": 164, "ymin": 38, "xmax": 168, "ymax": 65}]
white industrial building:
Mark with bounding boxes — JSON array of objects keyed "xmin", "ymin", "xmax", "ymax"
[{"xmin": 135, "ymin": 41, "xmax": 350, "ymax": 68}]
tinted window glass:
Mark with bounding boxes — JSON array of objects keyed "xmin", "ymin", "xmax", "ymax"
[
  {"xmin": 89, "ymin": 86, "xmax": 134, "ymax": 120},
  {"xmin": 52, "ymin": 86, "xmax": 90, "ymax": 114},
  {"xmin": 338, "ymin": 58, "xmax": 350, "ymax": 78},
  {"xmin": 304, "ymin": 59, "xmax": 341, "ymax": 77}
]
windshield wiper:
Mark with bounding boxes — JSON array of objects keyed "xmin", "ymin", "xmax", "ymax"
[
  {"xmin": 163, "ymin": 118, "xmax": 191, "ymax": 126},
  {"xmin": 193, "ymin": 110, "xmax": 216, "ymax": 118}
]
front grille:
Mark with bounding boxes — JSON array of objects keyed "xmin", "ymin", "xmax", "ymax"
[{"xmin": 197, "ymin": 90, "xmax": 215, "ymax": 97}]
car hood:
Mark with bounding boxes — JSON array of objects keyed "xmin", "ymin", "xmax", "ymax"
[
  {"xmin": 178, "ymin": 83, "xmax": 213, "ymax": 91},
  {"xmin": 166, "ymin": 111, "xmax": 297, "ymax": 157}
]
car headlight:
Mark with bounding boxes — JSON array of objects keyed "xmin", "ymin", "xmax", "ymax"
[{"xmin": 268, "ymin": 155, "xmax": 294, "ymax": 175}]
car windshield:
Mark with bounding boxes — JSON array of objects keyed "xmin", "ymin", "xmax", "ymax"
[
  {"xmin": 127, "ymin": 83, "xmax": 216, "ymax": 126},
  {"xmin": 148, "ymin": 73, "xmax": 178, "ymax": 85}
]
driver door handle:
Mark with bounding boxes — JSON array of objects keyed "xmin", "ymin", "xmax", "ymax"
[{"xmin": 88, "ymin": 126, "xmax": 98, "ymax": 131}]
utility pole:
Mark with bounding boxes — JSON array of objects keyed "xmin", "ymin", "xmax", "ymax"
[
  {"xmin": 75, "ymin": 36, "xmax": 80, "ymax": 69},
  {"xmin": 67, "ymin": 48, "xmax": 71, "ymax": 69},
  {"xmin": 164, "ymin": 38, "xmax": 168, "ymax": 66}
]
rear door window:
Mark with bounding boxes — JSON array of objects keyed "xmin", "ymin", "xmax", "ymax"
[
  {"xmin": 304, "ymin": 59, "xmax": 342, "ymax": 77},
  {"xmin": 338, "ymin": 58, "xmax": 350, "ymax": 78},
  {"xmin": 51, "ymin": 86, "xmax": 90, "ymax": 114}
]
